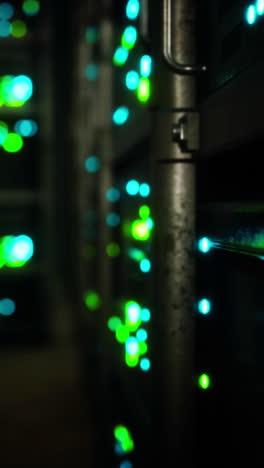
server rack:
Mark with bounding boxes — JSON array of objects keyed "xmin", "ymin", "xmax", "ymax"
[{"xmin": 73, "ymin": 0, "xmax": 264, "ymax": 466}]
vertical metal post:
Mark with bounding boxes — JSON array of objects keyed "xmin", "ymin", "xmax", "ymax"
[{"xmin": 153, "ymin": 0, "xmax": 199, "ymax": 464}]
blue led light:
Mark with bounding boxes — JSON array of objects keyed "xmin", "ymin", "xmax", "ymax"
[
  {"xmin": 257, "ymin": 0, "xmax": 264, "ymax": 15},
  {"xmin": 0, "ymin": 19, "xmax": 10, "ymax": 36},
  {"xmin": 85, "ymin": 156, "xmax": 101, "ymax": 173},
  {"xmin": 106, "ymin": 187, "xmax": 120, "ymax": 202},
  {"xmin": 141, "ymin": 308, "xmax": 151, "ymax": 322},
  {"xmin": 11, "ymin": 75, "xmax": 33, "ymax": 101},
  {"xmin": 140, "ymin": 258, "xmax": 151, "ymax": 273},
  {"xmin": 122, "ymin": 26, "xmax": 137, "ymax": 49},
  {"xmin": 198, "ymin": 237, "xmax": 213, "ymax": 253},
  {"xmin": 126, "ymin": 180, "xmax": 139, "ymax": 195},
  {"xmin": 0, "ymin": 3, "xmax": 14, "ymax": 20},
  {"xmin": 115, "ymin": 441, "xmax": 125, "ymax": 456},
  {"xmin": 246, "ymin": 5, "xmax": 257, "ymax": 24},
  {"xmin": 140, "ymin": 55, "xmax": 152, "ymax": 77},
  {"xmin": 106, "ymin": 212, "xmax": 120, "ymax": 227},
  {"xmin": 140, "ymin": 358, "xmax": 151, "ymax": 372},
  {"xmin": 198, "ymin": 299, "xmax": 211, "ymax": 315},
  {"xmin": 112, "ymin": 106, "xmax": 129, "ymax": 125},
  {"xmin": 136, "ymin": 328, "xmax": 148, "ymax": 342},
  {"xmin": 126, "ymin": 0, "xmax": 140, "ymax": 20},
  {"xmin": 0, "ymin": 298, "xmax": 16, "ymax": 316},
  {"xmin": 126, "ymin": 337, "xmax": 139, "ymax": 355},
  {"xmin": 139, "ymin": 183, "xmax": 150, "ymax": 197},
  {"xmin": 85, "ymin": 64, "xmax": 99, "ymax": 80},
  {"xmin": 12, "ymin": 235, "xmax": 34, "ymax": 261},
  {"xmin": 125, "ymin": 70, "xmax": 139, "ymax": 90},
  {"xmin": 85, "ymin": 27, "xmax": 98, "ymax": 44},
  {"xmin": 120, "ymin": 461, "xmax": 133, "ymax": 468},
  {"xmin": 113, "ymin": 47, "xmax": 129, "ymax": 66},
  {"xmin": 14, "ymin": 119, "xmax": 38, "ymax": 137}
]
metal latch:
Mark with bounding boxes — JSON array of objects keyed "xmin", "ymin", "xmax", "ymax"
[{"xmin": 172, "ymin": 112, "xmax": 200, "ymax": 152}]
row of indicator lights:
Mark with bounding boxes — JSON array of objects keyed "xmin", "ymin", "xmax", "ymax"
[
  {"xmin": 197, "ymin": 237, "xmax": 213, "ymax": 390},
  {"xmin": 0, "ymin": 74, "xmax": 33, "ymax": 107},
  {"xmin": 0, "ymin": 1, "xmax": 40, "ymax": 38},
  {"xmin": 125, "ymin": 56, "xmax": 152, "ymax": 103},
  {"xmin": 0, "ymin": 120, "xmax": 38, "ymax": 153},
  {"xmin": 0, "ymin": 235, "xmax": 34, "ymax": 268},
  {"xmin": 246, "ymin": 1, "xmax": 264, "ymax": 24}
]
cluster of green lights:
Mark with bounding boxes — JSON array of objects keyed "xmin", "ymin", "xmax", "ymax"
[
  {"xmin": 246, "ymin": 1, "xmax": 264, "ymax": 24},
  {"xmin": 0, "ymin": 74, "xmax": 33, "ymax": 107},
  {"xmin": 113, "ymin": 26, "xmax": 137, "ymax": 66},
  {"xmin": 0, "ymin": 235, "xmax": 34, "ymax": 269},
  {"xmin": 0, "ymin": 121, "xmax": 24, "ymax": 152},
  {"xmin": 0, "ymin": 3, "xmax": 27, "ymax": 38},
  {"xmin": 83, "ymin": 290, "xmax": 101, "ymax": 310},
  {"xmin": 131, "ymin": 205, "xmax": 154, "ymax": 242},
  {"xmin": 0, "ymin": 298, "xmax": 16, "ymax": 316},
  {"xmin": 108, "ymin": 300, "xmax": 151, "ymax": 371},
  {"xmin": 114, "ymin": 425, "xmax": 134, "ymax": 455},
  {"xmin": 125, "ymin": 55, "xmax": 152, "ymax": 103}
]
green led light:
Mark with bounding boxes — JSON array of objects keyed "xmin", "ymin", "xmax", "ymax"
[
  {"xmin": 121, "ymin": 26, "xmax": 137, "ymax": 50},
  {"xmin": 126, "ymin": 0, "xmax": 140, "ymax": 20},
  {"xmin": 127, "ymin": 247, "xmax": 145, "ymax": 262},
  {"xmin": 2, "ymin": 133, "xmax": 23, "ymax": 152},
  {"xmin": 22, "ymin": 0, "xmax": 40, "ymax": 16},
  {"xmin": 125, "ymin": 70, "xmax": 139, "ymax": 90},
  {"xmin": 84, "ymin": 290, "xmax": 101, "ymax": 310},
  {"xmin": 106, "ymin": 242, "xmax": 120, "ymax": 257},
  {"xmin": 1, "ymin": 235, "xmax": 33, "ymax": 268},
  {"xmin": 139, "ymin": 205, "xmax": 150, "ymax": 219},
  {"xmin": 139, "ymin": 341, "xmax": 148, "ymax": 355},
  {"xmin": 116, "ymin": 325, "xmax": 130, "ymax": 343},
  {"xmin": 140, "ymin": 55, "xmax": 152, "ymax": 77},
  {"xmin": 125, "ymin": 352, "xmax": 139, "ymax": 367},
  {"xmin": 114, "ymin": 425, "xmax": 129, "ymax": 442},
  {"xmin": 112, "ymin": 106, "xmax": 129, "ymax": 125},
  {"xmin": 139, "ymin": 258, "xmax": 151, "ymax": 273},
  {"xmin": 11, "ymin": 20, "xmax": 27, "ymax": 38},
  {"xmin": 113, "ymin": 46, "xmax": 129, "ymax": 66},
  {"xmin": 198, "ymin": 298, "xmax": 211, "ymax": 315},
  {"xmin": 198, "ymin": 237, "xmax": 213, "ymax": 253},
  {"xmin": 131, "ymin": 220, "xmax": 150, "ymax": 241},
  {"xmin": 107, "ymin": 316, "xmax": 122, "ymax": 332},
  {"xmin": 137, "ymin": 77, "xmax": 151, "ymax": 102},
  {"xmin": 198, "ymin": 373, "xmax": 211, "ymax": 390},
  {"xmin": 125, "ymin": 301, "xmax": 141, "ymax": 323},
  {"xmin": 246, "ymin": 5, "xmax": 257, "ymax": 24}
]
